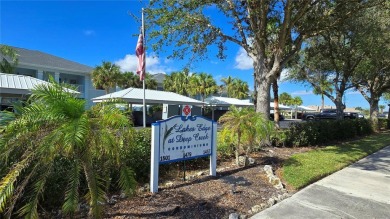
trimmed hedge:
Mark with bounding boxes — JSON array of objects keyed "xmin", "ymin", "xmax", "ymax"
[{"xmin": 281, "ymin": 119, "xmax": 373, "ymax": 147}]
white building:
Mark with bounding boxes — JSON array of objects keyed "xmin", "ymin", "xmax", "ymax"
[{"xmin": 0, "ymin": 46, "xmax": 106, "ymax": 108}]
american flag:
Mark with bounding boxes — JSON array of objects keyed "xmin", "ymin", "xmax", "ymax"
[{"xmin": 136, "ymin": 33, "xmax": 145, "ymax": 81}]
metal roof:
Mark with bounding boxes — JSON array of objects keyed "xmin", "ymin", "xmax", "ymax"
[
  {"xmin": 270, "ymin": 102, "xmax": 292, "ymax": 110},
  {"xmin": 0, "ymin": 45, "xmax": 93, "ymax": 73},
  {"xmin": 204, "ymin": 96, "xmax": 254, "ymax": 107},
  {"xmin": 0, "ymin": 73, "xmax": 78, "ymax": 94},
  {"xmin": 92, "ymin": 87, "xmax": 204, "ymax": 105}
]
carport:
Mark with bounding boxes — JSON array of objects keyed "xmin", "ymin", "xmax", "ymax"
[
  {"xmin": 92, "ymin": 87, "xmax": 205, "ymax": 125},
  {"xmin": 92, "ymin": 87, "xmax": 204, "ymax": 105},
  {"xmin": 204, "ymin": 96, "xmax": 254, "ymax": 121}
]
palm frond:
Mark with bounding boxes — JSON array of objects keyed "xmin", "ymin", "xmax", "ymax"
[
  {"xmin": 5, "ymin": 165, "xmax": 36, "ymax": 219},
  {"xmin": 62, "ymin": 160, "xmax": 81, "ymax": 215},
  {"xmin": 82, "ymin": 160, "xmax": 106, "ymax": 219},
  {"xmin": 17, "ymin": 162, "xmax": 53, "ymax": 219},
  {"xmin": 119, "ymin": 166, "xmax": 137, "ymax": 197},
  {"xmin": 0, "ymin": 153, "xmax": 33, "ymax": 213}
]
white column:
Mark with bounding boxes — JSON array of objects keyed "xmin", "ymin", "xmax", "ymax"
[
  {"xmin": 150, "ymin": 124, "xmax": 160, "ymax": 193},
  {"xmin": 210, "ymin": 121, "xmax": 217, "ymax": 176},
  {"xmin": 54, "ymin": 72, "xmax": 60, "ymax": 82},
  {"xmin": 37, "ymin": 70, "xmax": 44, "ymax": 80}
]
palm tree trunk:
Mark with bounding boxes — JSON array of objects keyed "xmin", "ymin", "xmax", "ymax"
[
  {"xmin": 236, "ymin": 132, "xmax": 241, "ymax": 166},
  {"xmin": 82, "ymin": 159, "xmax": 102, "ymax": 219},
  {"xmin": 321, "ymin": 94, "xmax": 325, "ymax": 110}
]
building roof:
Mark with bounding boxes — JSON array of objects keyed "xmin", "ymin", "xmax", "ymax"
[
  {"xmin": 152, "ymin": 73, "xmax": 166, "ymax": 85},
  {"xmin": 1, "ymin": 45, "xmax": 93, "ymax": 73},
  {"xmin": 204, "ymin": 96, "xmax": 254, "ymax": 107},
  {"xmin": 92, "ymin": 87, "xmax": 204, "ymax": 105},
  {"xmin": 270, "ymin": 102, "xmax": 293, "ymax": 110},
  {"xmin": 0, "ymin": 73, "xmax": 78, "ymax": 94}
]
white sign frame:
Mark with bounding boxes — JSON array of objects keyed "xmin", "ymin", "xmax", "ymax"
[{"xmin": 150, "ymin": 115, "xmax": 217, "ymax": 193}]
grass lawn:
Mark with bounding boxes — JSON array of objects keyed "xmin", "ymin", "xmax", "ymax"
[{"xmin": 282, "ymin": 131, "xmax": 390, "ymax": 189}]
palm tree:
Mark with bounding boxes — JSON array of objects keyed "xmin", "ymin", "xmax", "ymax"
[
  {"xmin": 0, "ymin": 81, "xmax": 136, "ymax": 218},
  {"xmin": 117, "ymin": 71, "xmax": 137, "ymax": 89},
  {"xmin": 230, "ymin": 79, "xmax": 249, "ymax": 99},
  {"xmin": 91, "ymin": 61, "xmax": 121, "ymax": 94},
  {"xmin": 219, "ymin": 106, "xmax": 261, "ymax": 166},
  {"xmin": 221, "ymin": 76, "xmax": 234, "ymax": 97},
  {"xmin": 163, "ymin": 69, "xmax": 191, "ymax": 96},
  {"xmin": 291, "ymin": 96, "xmax": 303, "ymax": 119},
  {"xmin": 0, "ymin": 45, "xmax": 19, "ymax": 73},
  {"xmin": 118, "ymin": 72, "xmax": 158, "ymax": 90},
  {"xmin": 188, "ymin": 72, "xmax": 218, "ymax": 102},
  {"xmin": 313, "ymin": 78, "xmax": 333, "ymax": 110}
]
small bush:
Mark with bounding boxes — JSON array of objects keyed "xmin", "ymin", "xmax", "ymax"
[
  {"xmin": 122, "ymin": 128, "xmax": 152, "ymax": 183},
  {"xmin": 217, "ymin": 128, "xmax": 236, "ymax": 159},
  {"xmin": 378, "ymin": 118, "xmax": 389, "ymax": 130}
]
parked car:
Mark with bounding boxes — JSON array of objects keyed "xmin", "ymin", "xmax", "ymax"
[
  {"xmin": 270, "ymin": 113, "xmax": 285, "ymax": 121},
  {"xmin": 302, "ymin": 109, "xmax": 358, "ymax": 120}
]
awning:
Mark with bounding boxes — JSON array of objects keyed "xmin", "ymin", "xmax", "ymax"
[
  {"xmin": 204, "ymin": 96, "xmax": 253, "ymax": 107},
  {"xmin": 0, "ymin": 72, "xmax": 79, "ymax": 95},
  {"xmin": 92, "ymin": 87, "xmax": 204, "ymax": 106}
]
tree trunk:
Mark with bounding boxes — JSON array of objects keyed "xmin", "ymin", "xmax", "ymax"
[
  {"xmin": 253, "ymin": 57, "xmax": 272, "ymax": 118},
  {"xmin": 321, "ymin": 94, "xmax": 325, "ymax": 110},
  {"xmin": 235, "ymin": 132, "xmax": 241, "ymax": 166},
  {"xmin": 83, "ymin": 160, "xmax": 102, "ymax": 219},
  {"xmin": 334, "ymin": 92, "xmax": 345, "ymax": 120},
  {"xmin": 272, "ymin": 79, "xmax": 280, "ymax": 128},
  {"xmin": 370, "ymin": 98, "xmax": 379, "ymax": 131}
]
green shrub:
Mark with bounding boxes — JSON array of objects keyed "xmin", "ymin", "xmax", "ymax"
[
  {"xmin": 122, "ymin": 128, "xmax": 152, "ymax": 182},
  {"xmin": 280, "ymin": 119, "xmax": 373, "ymax": 147},
  {"xmin": 217, "ymin": 128, "xmax": 236, "ymax": 159},
  {"xmin": 378, "ymin": 118, "xmax": 389, "ymax": 130}
]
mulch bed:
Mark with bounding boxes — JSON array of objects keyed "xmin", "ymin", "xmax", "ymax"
[{"xmin": 104, "ymin": 146, "xmax": 312, "ymax": 219}]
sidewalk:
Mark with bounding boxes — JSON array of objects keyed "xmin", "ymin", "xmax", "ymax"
[{"xmin": 251, "ymin": 146, "xmax": 390, "ymax": 219}]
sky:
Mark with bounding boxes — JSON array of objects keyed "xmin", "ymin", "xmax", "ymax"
[{"xmin": 1, "ymin": 0, "xmax": 388, "ymax": 110}]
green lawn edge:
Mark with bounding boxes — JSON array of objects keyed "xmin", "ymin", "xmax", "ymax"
[{"xmin": 282, "ymin": 131, "xmax": 390, "ymax": 189}]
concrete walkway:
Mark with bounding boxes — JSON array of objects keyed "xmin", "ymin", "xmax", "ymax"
[{"xmin": 251, "ymin": 146, "xmax": 390, "ymax": 219}]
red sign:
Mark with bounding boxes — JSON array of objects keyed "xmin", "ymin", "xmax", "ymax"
[{"xmin": 182, "ymin": 105, "xmax": 191, "ymax": 116}]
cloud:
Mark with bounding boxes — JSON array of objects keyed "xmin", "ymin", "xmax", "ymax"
[
  {"xmin": 114, "ymin": 54, "xmax": 172, "ymax": 74},
  {"xmin": 83, "ymin": 30, "xmax": 95, "ymax": 36},
  {"xmin": 234, "ymin": 47, "xmax": 253, "ymax": 70},
  {"xmin": 291, "ymin": 90, "xmax": 313, "ymax": 96}
]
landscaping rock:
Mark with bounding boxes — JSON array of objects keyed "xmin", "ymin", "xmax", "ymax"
[
  {"xmin": 263, "ymin": 165, "xmax": 273, "ymax": 176},
  {"xmin": 248, "ymin": 157, "xmax": 256, "ymax": 165},
  {"xmin": 240, "ymin": 214, "xmax": 248, "ymax": 219},
  {"xmin": 197, "ymin": 171, "xmax": 205, "ymax": 176},
  {"xmin": 238, "ymin": 156, "xmax": 249, "ymax": 166},
  {"xmin": 267, "ymin": 197, "xmax": 276, "ymax": 206},
  {"xmin": 251, "ymin": 205, "xmax": 262, "ymax": 213},
  {"xmin": 229, "ymin": 212, "xmax": 240, "ymax": 219},
  {"xmin": 165, "ymin": 181, "xmax": 174, "ymax": 187}
]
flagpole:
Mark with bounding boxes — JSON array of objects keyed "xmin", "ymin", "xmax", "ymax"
[{"xmin": 142, "ymin": 8, "xmax": 146, "ymax": 128}]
